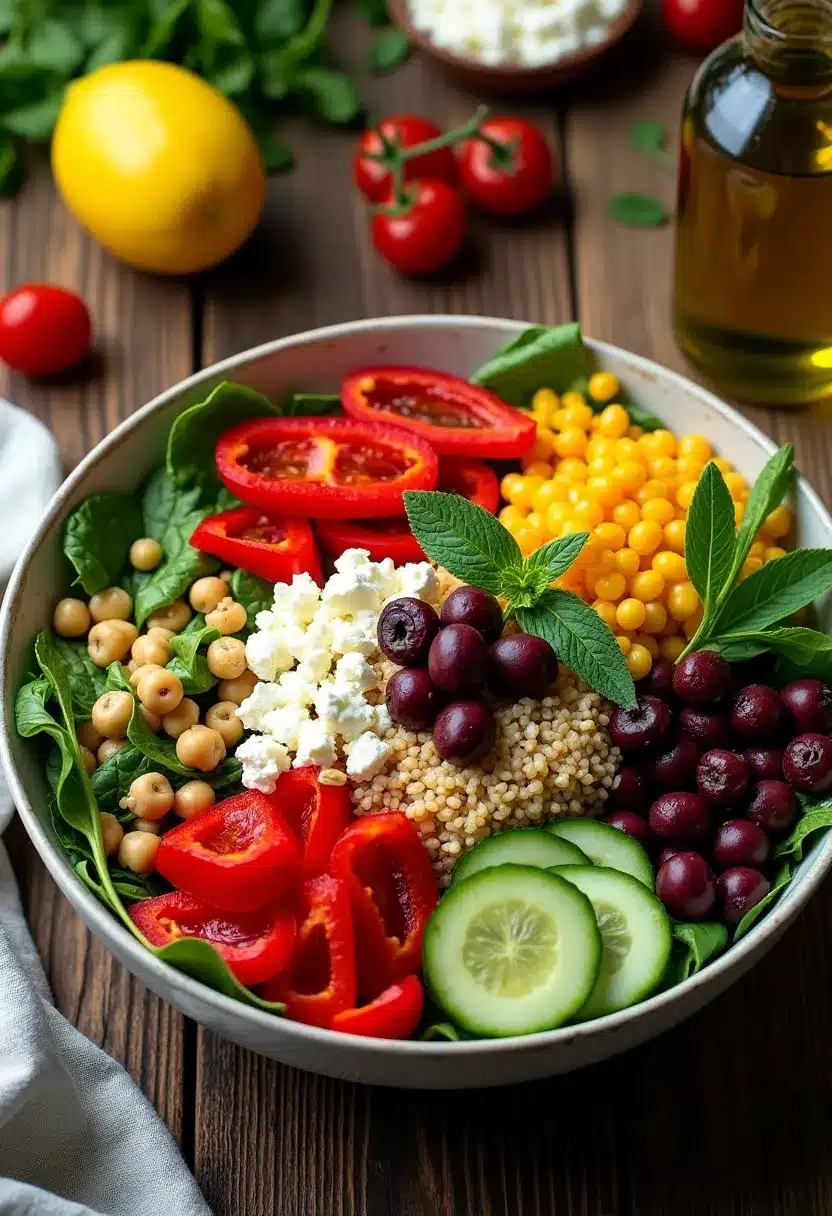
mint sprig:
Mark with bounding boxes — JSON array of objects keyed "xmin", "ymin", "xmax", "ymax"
[{"xmin": 403, "ymin": 491, "xmax": 637, "ymax": 708}]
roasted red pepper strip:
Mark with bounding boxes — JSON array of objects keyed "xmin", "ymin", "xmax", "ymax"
[
  {"xmin": 341, "ymin": 366, "xmax": 536, "ymax": 459},
  {"xmin": 315, "ymin": 458, "xmax": 499, "ymax": 563},
  {"xmin": 328, "ymin": 811, "xmax": 438, "ymax": 1000},
  {"xmin": 190, "ymin": 507, "xmax": 323, "ymax": 585},
  {"xmin": 267, "ymin": 766, "xmax": 353, "ymax": 877},
  {"xmin": 156, "ymin": 791, "xmax": 301, "ymax": 912},
  {"xmin": 331, "ymin": 975, "xmax": 425, "ymax": 1039},
  {"xmin": 215, "ymin": 416, "xmax": 438, "ymax": 519},
  {"xmin": 260, "ymin": 874, "xmax": 357, "ymax": 1027},
  {"xmin": 129, "ymin": 891, "xmax": 296, "ymax": 987}
]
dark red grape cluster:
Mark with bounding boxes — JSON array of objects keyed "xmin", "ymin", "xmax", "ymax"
[
  {"xmin": 605, "ymin": 651, "xmax": 832, "ymax": 928},
  {"xmin": 378, "ymin": 587, "xmax": 559, "ymax": 768}
]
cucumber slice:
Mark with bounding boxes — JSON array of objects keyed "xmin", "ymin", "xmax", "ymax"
[
  {"xmin": 452, "ymin": 828, "xmax": 589, "ymax": 886},
  {"xmin": 545, "ymin": 818, "xmax": 654, "ymax": 887},
  {"xmin": 552, "ymin": 866, "xmax": 672, "ymax": 1021},
  {"xmin": 424, "ymin": 864, "xmax": 602, "ymax": 1037}
]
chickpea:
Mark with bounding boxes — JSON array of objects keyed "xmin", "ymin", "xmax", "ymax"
[
  {"xmin": 189, "ymin": 576, "xmax": 230, "ymax": 615},
  {"xmin": 219, "ymin": 569, "xmax": 234, "ymax": 583},
  {"xmin": 132, "ymin": 817, "xmax": 162, "ymax": 835},
  {"xmin": 174, "ymin": 780, "xmax": 215, "ymax": 820},
  {"xmin": 118, "ymin": 831, "xmax": 160, "ymax": 875},
  {"xmin": 92, "ymin": 691, "xmax": 134, "ymax": 739},
  {"xmin": 120, "ymin": 771, "xmax": 174, "ymax": 821},
  {"xmin": 162, "ymin": 697, "xmax": 200, "ymax": 739},
  {"xmin": 139, "ymin": 704, "xmax": 162, "ymax": 733},
  {"xmin": 80, "ymin": 745, "xmax": 97, "ymax": 775},
  {"xmin": 207, "ymin": 636, "xmax": 247, "ymax": 680},
  {"xmin": 77, "ymin": 721, "xmax": 103, "ymax": 752},
  {"xmin": 88, "ymin": 620, "xmax": 138, "ymax": 667},
  {"xmin": 205, "ymin": 701, "xmax": 243, "ymax": 747},
  {"xmin": 147, "ymin": 625, "xmax": 175, "ymax": 643},
  {"xmin": 130, "ymin": 537, "xmax": 163, "ymax": 572},
  {"xmin": 132, "ymin": 632, "xmax": 172, "ymax": 667},
  {"xmin": 89, "ymin": 587, "xmax": 133, "ymax": 623},
  {"xmin": 146, "ymin": 600, "xmax": 191, "ymax": 633},
  {"xmin": 130, "ymin": 662, "xmax": 162, "ymax": 689},
  {"xmin": 137, "ymin": 668, "xmax": 183, "ymax": 716},
  {"xmin": 53, "ymin": 597, "xmax": 91, "ymax": 638},
  {"xmin": 97, "ymin": 738, "xmax": 128, "ymax": 764},
  {"xmin": 176, "ymin": 724, "xmax": 226, "ymax": 772},
  {"xmin": 99, "ymin": 811, "xmax": 124, "ymax": 858},
  {"xmin": 205, "ymin": 597, "xmax": 247, "ymax": 636},
  {"xmin": 126, "ymin": 659, "xmax": 139, "ymax": 675},
  {"xmin": 218, "ymin": 669, "xmax": 259, "ymax": 705}
]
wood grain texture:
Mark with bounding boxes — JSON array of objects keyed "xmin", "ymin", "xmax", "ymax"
[{"xmin": 1, "ymin": 154, "xmax": 193, "ymax": 1140}]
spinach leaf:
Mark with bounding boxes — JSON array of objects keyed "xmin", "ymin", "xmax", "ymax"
[
  {"xmin": 140, "ymin": 465, "xmax": 205, "ymax": 543},
  {"xmin": 295, "ymin": 66, "xmax": 360, "ymax": 123},
  {"xmin": 775, "ymin": 799, "xmax": 832, "ymax": 863},
  {"xmin": 370, "ymin": 27, "xmax": 410, "ymax": 72},
  {"xmin": 166, "ymin": 381, "xmax": 278, "ymax": 493},
  {"xmin": 75, "ymin": 858, "xmax": 167, "ymax": 905},
  {"xmin": 404, "ymin": 491, "xmax": 522, "ymax": 596},
  {"xmin": 152, "ymin": 937, "xmax": 286, "ymax": 1013},
  {"xmin": 609, "ymin": 193, "xmax": 669, "ymax": 228},
  {"xmin": 284, "ymin": 391, "xmax": 341, "ymax": 416},
  {"xmin": 471, "ymin": 323, "xmax": 589, "ymax": 409},
  {"xmin": 91, "ymin": 744, "xmax": 157, "ymax": 816},
  {"xmin": 52, "ymin": 637, "xmax": 107, "ymax": 719},
  {"xmin": 135, "ymin": 544, "xmax": 218, "ymax": 627},
  {"xmin": 167, "ymin": 624, "xmax": 221, "ymax": 695},
  {"xmin": 734, "ymin": 861, "xmax": 793, "ymax": 941},
  {"xmin": 421, "ymin": 1022, "xmax": 464, "ymax": 1042},
  {"xmin": 715, "ymin": 551, "xmax": 832, "ymax": 638},
  {"xmin": 663, "ymin": 922, "xmax": 729, "ymax": 988},
  {"xmin": 229, "ymin": 568, "xmax": 272, "ymax": 637},
  {"xmin": 63, "ymin": 493, "xmax": 144, "ymax": 595},
  {"xmin": 684, "ymin": 462, "xmax": 736, "ymax": 626}
]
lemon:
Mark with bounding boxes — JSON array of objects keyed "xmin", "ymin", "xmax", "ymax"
[{"xmin": 52, "ymin": 61, "xmax": 267, "ymax": 275}]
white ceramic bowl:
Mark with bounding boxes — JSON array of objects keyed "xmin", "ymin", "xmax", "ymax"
[{"xmin": 2, "ymin": 316, "xmax": 831, "ymax": 1090}]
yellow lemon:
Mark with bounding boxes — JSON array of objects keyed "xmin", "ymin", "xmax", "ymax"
[{"xmin": 52, "ymin": 61, "xmax": 267, "ymax": 275}]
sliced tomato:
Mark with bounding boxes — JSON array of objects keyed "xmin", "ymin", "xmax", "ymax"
[
  {"xmin": 341, "ymin": 366, "xmax": 535, "ymax": 458},
  {"xmin": 216, "ymin": 416, "xmax": 438, "ymax": 519},
  {"xmin": 191, "ymin": 507, "xmax": 323, "ymax": 585},
  {"xmin": 315, "ymin": 457, "xmax": 499, "ymax": 563}
]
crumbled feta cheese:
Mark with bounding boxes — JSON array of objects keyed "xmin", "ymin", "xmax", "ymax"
[
  {"xmin": 374, "ymin": 702, "xmax": 392, "ymax": 734},
  {"xmin": 329, "ymin": 612, "xmax": 378, "ymax": 657},
  {"xmin": 255, "ymin": 608, "xmax": 277, "ymax": 632},
  {"xmin": 236, "ymin": 682, "xmax": 285, "ymax": 731},
  {"xmin": 346, "ymin": 731, "xmax": 392, "ymax": 781},
  {"xmin": 394, "ymin": 562, "xmax": 440, "ymax": 603},
  {"xmin": 272, "ymin": 571, "xmax": 321, "ymax": 625},
  {"xmin": 314, "ymin": 680, "xmax": 377, "ymax": 741},
  {"xmin": 245, "ymin": 629, "xmax": 293, "ymax": 681},
  {"xmin": 294, "ymin": 719, "xmax": 337, "ymax": 769},
  {"xmin": 334, "ymin": 652, "xmax": 375, "ymax": 693},
  {"xmin": 237, "ymin": 735, "xmax": 290, "ymax": 794},
  {"xmin": 275, "ymin": 668, "xmax": 318, "ymax": 707},
  {"xmin": 263, "ymin": 705, "xmax": 310, "ymax": 749}
]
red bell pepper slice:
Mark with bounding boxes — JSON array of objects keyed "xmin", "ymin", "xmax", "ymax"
[
  {"xmin": 341, "ymin": 366, "xmax": 536, "ymax": 459},
  {"xmin": 315, "ymin": 458, "xmax": 499, "ymax": 563},
  {"xmin": 331, "ymin": 975, "xmax": 424, "ymax": 1039},
  {"xmin": 267, "ymin": 766, "xmax": 353, "ymax": 877},
  {"xmin": 328, "ymin": 811, "xmax": 438, "ymax": 1001},
  {"xmin": 190, "ymin": 507, "xmax": 323, "ymax": 585},
  {"xmin": 129, "ymin": 890, "xmax": 296, "ymax": 987},
  {"xmin": 215, "ymin": 416, "xmax": 438, "ymax": 519},
  {"xmin": 261, "ymin": 874, "xmax": 357, "ymax": 1027},
  {"xmin": 156, "ymin": 791, "xmax": 301, "ymax": 913}
]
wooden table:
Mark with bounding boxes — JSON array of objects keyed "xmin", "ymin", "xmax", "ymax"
[{"xmin": 4, "ymin": 12, "xmax": 832, "ymax": 1215}]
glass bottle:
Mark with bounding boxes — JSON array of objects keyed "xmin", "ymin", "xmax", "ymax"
[{"xmin": 673, "ymin": 0, "xmax": 832, "ymax": 405}]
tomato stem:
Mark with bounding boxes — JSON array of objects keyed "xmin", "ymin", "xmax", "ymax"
[{"xmin": 397, "ymin": 105, "xmax": 490, "ymax": 162}]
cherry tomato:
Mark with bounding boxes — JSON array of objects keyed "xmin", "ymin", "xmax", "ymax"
[
  {"xmin": 372, "ymin": 180, "xmax": 467, "ymax": 275},
  {"xmin": 0, "ymin": 284, "xmax": 92, "ymax": 378},
  {"xmin": 661, "ymin": 0, "xmax": 744, "ymax": 52},
  {"xmin": 458, "ymin": 117, "xmax": 554, "ymax": 217},
  {"xmin": 354, "ymin": 116, "xmax": 458, "ymax": 204}
]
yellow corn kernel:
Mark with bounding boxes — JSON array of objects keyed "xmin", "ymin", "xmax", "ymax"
[
  {"xmin": 652, "ymin": 550, "xmax": 687, "ymax": 582},
  {"xmin": 676, "ymin": 482, "xmax": 697, "ymax": 511},
  {"xmin": 516, "ymin": 526, "xmax": 544, "ymax": 556},
  {"xmin": 663, "ymin": 518, "xmax": 686, "ymax": 554},
  {"xmin": 641, "ymin": 498, "xmax": 676, "ymax": 527},
  {"xmin": 527, "ymin": 512, "xmax": 544, "ymax": 532},
  {"xmin": 555, "ymin": 426, "xmax": 588, "ymax": 459},
  {"xmin": 626, "ymin": 644, "xmax": 653, "ymax": 680},
  {"xmin": 568, "ymin": 485, "xmax": 584, "ymax": 505},
  {"xmin": 712, "ymin": 457, "xmax": 734, "ymax": 475},
  {"xmin": 628, "ymin": 425, "xmax": 644, "ymax": 440},
  {"xmin": 749, "ymin": 540, "xmax": 766, "ymax": 560},
  {"xmin": 594, "ymin": 571, "xmax": 627, "ymax": 601},
  {"xmin": 499, "ymin": 505, "xmax": 528, "ymax": 527},
  {"xmin": 547, "ymin": 502, "xmax": 573, "ymax": 533},
  {"xmin": 683, "ymin": 608, "xmax": 704, "ymax": 640},
  {"xmin": 616, "ymin": 635, "xmax": 632, "ymax": 656},
  {"xmin": 532, "ymin": 388, "xmax": 559, "ymax": 425},
  {"xmin": 660, "ymin": 636, "xmax": 687, "ymax": 663},
  {"xmin": 612, "ymin": 461, "xmax": 647, "ymax": 495},
  {"xmin": 613, "ymin": 499, "xmax": 641, "ymax": 531},
  {"xmin": 649, "ymin": 457, "xmax": 679, "ymax": 482},
  {"xmin": 615, "ymin": 548, "xmax": 641, "ymax": 578},
  {"xmin": 586, "ymin": 476, "xmax": 623, "ymax": 508},
  {"xmin": 551, "ymin": 408, "xmax": 570, "ymax": 431},
  {"xmin": 616, "ymin": 598, "xmax": 646, "ymax": 631},
  {"xmin": 593, "ymin": 599, "xmax": 618, "ymax": 629},
  {"xmin": 724, "ymin": 472, "xmax": 749, "ymax": 501},
  {"xmin": 633, "ymin": 632, "xmax": 660, "ymax": 659},
  {"xmin": 513, "ymin": 476, "xmax": 546, "ymax": 509},
  {"xmin": 593, "ymin": 522, "xmax": 627, "ymax": 551},
  {"xmin": 556, "ymin": 458, "xmax": 588, "ymax": 482},
  {"xmin": 763, "ymin": 505, "xmax": 792, "ymax": 538},
  {"xmin": 677, "ymin": 457, "xmax": 705, "ymax": 482},
  {"xmin": 561, "ymin": 400, "xmax": 595, "ymax": 429},
  {"xmin": 628, "ymin": 519, "xmax": 664, "ymax": 556},
  {"xmin": 614, "ymin": 438, "xmax": 641, "ymax": 463},
  {"xmin": 668, "ymin": 581, "xmax": 701, "ymax": 622},
  {"xmin": 527, "ymin": 428, "xmax": 557, "ymax": 463},
  {"xmin": 631, "ymin": 569, "xmax": 665, "ymax": 602},
  {"xmin": 651, "ymin": 430, "xmax": 678, "ymax": 458},
  {"xmin": 585, "ymin": 436, "xmax": 618, "ymax": 464},
  {"xmin": 522, "ymin": 460, "xmax": 554, "ymax": 478},
  {"xmin": 765, "ymin": 546, "xmax": 787, "ymax": 562},
  {"xmin": 641, "ymin": 601, "xmax": 668, "ymax": 634},
  {"xmin": 501, "ymin": 472, "xmax": 525, "ymax": 504},
  {"xmin": 533, "ymin": 480, "xmax": 568, "ymax": 513},
  {"xmin": 740, "ymin": 556, "xmax": 763, "ymax": 580},
  {"xmin": 596, "ymin": 548, "xmax": 617, "ymax": 574},
  {"xmin": 636, "ymin": 479, "xmax": 672, "ymax": 505},
  {"xmin": 734, "ymin": 502, "xmax": 745, "ymax": 527},
  {"xmin": 573, "ymin": 499, "xmax": 605, "ymax": 529},
  {"xmin": 678, "ymin": 434, "xmax": 712, "ymax": 463},
  {"xmin": 588, "ymin": 371, "xmax": 620, "ymax": 404},
  {"xmin": 561, "ymin": 390, "xmax": 589, "ymax": 411},
  {"xmin": 597, "ymin": 403, "xmax": 630, "ymax": 439}
]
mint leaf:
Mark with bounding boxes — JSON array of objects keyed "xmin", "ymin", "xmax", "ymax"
[
  {"xmin": 471, "ymin": 323, "xmax": 589, "ymax": 409},
  {"xmin": 716, "ymin": 551, "xmax": 832, "ymax": 636},
  {"xmin": 609, "ymin": 193, "xmax": 669, "ymax": 228},
  {"xmin": 775, "ymin": 801, "xmax": 832, "ymax": 863},
  {"xmin": 663, "ymin": 922, "xmax": 728, "ymax": 987},
  {"xmin": 295, "ymin": 67, "xmax": 360, "ymax": 124},
  {"xmin": 734, "ymin": 861, "xmax": 792, "ymax": 941},
  {"xmin": 404, "ymin": 491, "xmax": 521, "ymax": 596},
  {"xmin": 730, "ymin": 444, "xmax": 794, "ymax": 587},
  {"xmin": 516, "ymin": 590, "xmax": 637, "ymax": 708},
  {"xmin": 521, "ymin": 533, "xmax": 590, "ymax": 595},
  {"xmin": 370, "ymin": 28, "xmax": 410, "ymax": 73},
  {"xmin": 630, "ymin": 120, "xmax": 673, "ymax": 171},
  {"xmin": 685, "ymin": 462, "xmax": 736, "ymax": 613}
]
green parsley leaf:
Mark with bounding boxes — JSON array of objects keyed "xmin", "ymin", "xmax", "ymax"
[
  {"xmin": 2, "ymin": 91, "xmax": 65, "ymax": 140},
  {"xmin": 710, "ymin": 627, "xmax": 832, "ymax": 682},
  {"xmin": 609, "ymin": 193, "xmax": 669, "ymax": 228},
  {"xmin": 684, "ymin": 462, "xmax": 736, "ymax": 617},
  {"xmin": 370, "ymin": 28, "xmax": 410, "ymax": 73},
  {"xmin": 0, "ymin": 134, "xmax": 22, "ymax": 197},
  {"xmin": 404, "ymin": 491, "xmax": 522, "ymax": 596}
]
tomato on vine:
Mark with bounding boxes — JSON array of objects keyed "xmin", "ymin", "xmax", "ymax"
[
  {"xmin": 457, "ymin": 117, "xmax": 554, "ymax": 217},
  {"xmin": 0, "ymin": 284, "xmax": 92, "ymax": 378},
  {"xmin": 372, "ymin": 180, "xmax": 467, "ymax": 275},
  {"xmin": 661, "ymin": 0, "xmax": 744, "ymax": 52},
  {"xmin": 354, "ymin": 116, "xmax": 458, "ymax": 204}
]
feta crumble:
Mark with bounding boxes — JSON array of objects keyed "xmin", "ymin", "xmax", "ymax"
[
  {"xmin": 346, "ymin": 731, "xmax": 392, "ymax": 781},
  {"xmin": 236, "ymin": 734, "xmax": 290, "ymax": 794}
]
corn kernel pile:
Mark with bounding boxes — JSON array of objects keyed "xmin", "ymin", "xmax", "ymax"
[{"xmin": 498, "ymin": 372, "xmax": 793, "ymax": 680}]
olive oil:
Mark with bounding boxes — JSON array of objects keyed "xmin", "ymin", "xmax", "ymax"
[{"xmin": 674, "ymin": 0, "xmax": 832, "ymax": 404}]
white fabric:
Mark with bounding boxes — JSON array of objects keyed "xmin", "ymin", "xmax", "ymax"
[{"xmin": 0, "ymin": 399, "xmax": 211, "ymax": 1216}]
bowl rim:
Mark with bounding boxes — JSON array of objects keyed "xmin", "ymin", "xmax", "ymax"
[{"xmin": 3, "ymin": 311, "xmax": 830, "ymax": 1059}]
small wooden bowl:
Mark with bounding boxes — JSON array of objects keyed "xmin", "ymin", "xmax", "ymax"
[{"xmin": 387, "ymin": 0, "xmax": 643, "ymax": 93}]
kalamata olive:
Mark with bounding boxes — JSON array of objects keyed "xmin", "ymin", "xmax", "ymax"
[
  {"xmin": 782, "ymin": 733, "xmax": 832, "ymax": 793},
  {"xmin": 655, "ymin": 851, "xmax": 716, "ymax": 919},
  {"xmin": 649, "ymin": 791, "xmax": 711, "ymax": 841},
  {"xmin": 672, "ymin": 651, "xmax": 731, "ymax": 708},
  {"xmin": 386, "ymin": 667, "xmax": 444, "ymax": 731},
  {"xmin": 440, "ymin": 586, "xmax": 503, "ymax": 643},
  {"xmin": 609, "ymin": 764, "xmax": 649, "ymax": 811},
  {"xmin": 433, "ymin": 701, "xmax": 496, "ymax": 767},
  {"xmin": 730, "ymin": 684, "xmax": 784, "ymax": 744},
  {"xmin": 717, "ymin": 866, "xmax": 770, "ymax": 926},
  {"xmin": 696, "ymin": 749, "xmax": 749, "ymax": 805},
  {"xmin": 743, "ymin": 747, "xmax": 784, "ymax": 782},
  {"xmin": 610, "ymin": 696, "xmax": 671, "ymax": 752},
  {"xmin": 604, "ymin": 811, "xmax": 651, "ymax": 844},
  {"xmin": 488, "ymin": 633, "xmax": 559, "ymax": 700},
  {"xmin": 712, "ymin": 819, "xmax": 770, "ymax": 870},
  {"xmin": 780, "ymin": 679, "xmax": 832, "ymax": 735},
  {"xmin": 428, "ymin": 624, "xmax": 490, "ymax": 695},
  {"xmin": 377, "ymin": 597, "xmax": 440, "ymax": 666},
  {"xmin": 746, "ymin": 779, "xmax": 798, "ymax": 832},
  {"xmin": 649, "ymin": 734, "xmax": 700, "ymax": 791},
  {"xmin": 678, "ymin": 708, "xmax": 732, "ymax": 749}
]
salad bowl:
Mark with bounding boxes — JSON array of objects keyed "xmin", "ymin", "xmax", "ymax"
[{"xmin": 2, "ymin": 314, "xmax": 832, "ymax": 1090}]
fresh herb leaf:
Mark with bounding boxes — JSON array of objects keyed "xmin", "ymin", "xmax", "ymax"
[
  {"xmin": 404, "ymin": 491, "xmax": 522, "ymax": 596},
  {"xmin": 370, "ymin": 27, "xmax": 410, "ymax": 72},
  {"xmin": 285, "ymin": 391, "xmax": 341, "ymax": 416},
  {"xmin": 295, "ymin": 66, "xmax": 360, "ymax": 124},
  {"xmin": 715, "ymin": 550, "xmax": 832, "ymax": 637},
  {"xmin": 684, "ymin": 462, "xmax": 736, "ymax": 617},
  {"xmin": 166, "ymin": 380, "xmax": 278, "ymax": 494},
  {"xmin": 229, "ymin": 567, "xmax": 272, "ymax": 632},
  {"xmin": 517, "ymin": 590, "xmax": 637, "ymax": 708},
  {"xmin": 255, "ymin": 0, "xmax": 308, "ymax": 41},
  {"xmin": 609, "ymin": 193, "xmax": 669, "ymax": 228},
  {"xmin": 152, "ymin": 937, "xmax": 286, "ymax": 1013},
  {"xmin": 76, "ymin": 858, "xmax": 167, "ymax": 905},
  {"xmin": 630, "ymin": 119, "xmax": 673, "ymax": 171},
  {"xmin": 734, "ymin": 861, "xmax": 793, "ymax": 941},
  {"xmin": 711, "ymin": 627, "xmax": 832, "ymax": 682},
  {"xmin": 64, "ymin": 493, "xmax": 144, "ymax": 595},
  {"xmin": 731, "ymin": 444, "xmax": 794, "ymax": 584},
  {"xmin": 27, "ymin": 19, "xmax": 84, "ymax": 74},
  {"xmin": 421, "ymin": 1022, "xmax": 464, "ymax": 1042},
  {"xmin": 471, "ymin": 323, "xmax": 589, "ymax": 409},
  {"xmin": 134, "ymin": 542, "xmax": 218, "ymax": 628},
  {"xmin": 352, "ymin": 0, "xmax": 390, "ymax": 24},
  {"xmin": 521, "ymin": 533, "xmax": 590, "ymax": 594},
  {"xmin": 167, "ymin": 624, "xmax": 221, "ymax": 695},
  {"xmin": 707, "ymin": 636, "xmax": 773, "ymax": 664},
  {"xmin": 52, "ymin": 637, "xmax": 108, "ymax": 720},
  {"xmin": 91, "ymin": 744, "xmax": 157, "ymax": 816},
  {"xmin": 663, "ymin": 921, "xmax": 729, "ymax": 987},
  {"xmin": 252, "ymin": 120, "xmax": 295, "ymax": 172},
  {"xmin": 0, "ymin": 133, "xmax": 22, "ymax": 196},
  {"xmin": 2, "ymin": 92, "xmax": 65, "ymax": 140},
  {"xmin": 775, "ymin": 802, "xmax": 832, "ymax": 862}
]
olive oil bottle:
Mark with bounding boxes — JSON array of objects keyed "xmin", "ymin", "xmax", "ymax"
[{"xmin": 673, "ymin": 0, "xmax": 832, "ymax": 404}]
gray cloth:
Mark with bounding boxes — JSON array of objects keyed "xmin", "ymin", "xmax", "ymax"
[{"xmin": 0, "ymin": 400, "xmax": 211, "ymax": 1216}]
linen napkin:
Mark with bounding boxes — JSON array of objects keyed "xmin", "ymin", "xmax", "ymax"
[{"xmin": 0, "ymin": 399, "xmax": 211, "ymax": 1216}]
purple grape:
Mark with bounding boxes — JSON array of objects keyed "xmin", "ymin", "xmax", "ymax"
[
  {"xmin": 656, "ymin": 851, "xmax": 716, "ymax": 919},
  {"xmin": 712, "ymin": 819, "xmax": 770, "ymax": 870},
  {"xmin": 673, "ymin": 651, "xmax": 731, "ymax": 708},
  {"xmin": 610, "ymin": 696, "xmax": 671, "ymax": 753},
  {"xmin": 746, "ymin": 780, "xmax": 798, "ymax": 832},
  {"xmin": 649, "ymin": 791, "xmax": 711, "ymax": 841},
  {"xmin": 717, "ymin": 867, "xmax": 770, "ymax": 926},
  {"xmin": 696, "ymin": 749, "xmax": 749, "ymax": 805}
]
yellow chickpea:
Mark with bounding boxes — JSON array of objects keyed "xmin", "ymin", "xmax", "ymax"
[
  {"xmin": 593, "ymin": 600, "xmax": 618, "ymax": 629},
  {"xmin": 100, "ymin": 811, "xmax": 124, "ymax": 858},
  {"xmin": 77, "ymin": 720, "xmax": 103, "ymax": 752},
  {"xmin": 162, "ymin": 697, "xmax": 200, "ymax": 740},
  {"xmin": 641, "ymin": 498, "xmax": 676, "ymax": 527},
  {"xmin": 53, "ymin": 598, "xmax": 91, "ymax": 638},
  {"xmin": 176, "ymin": 724, "xmax": 226, "ymax": 772},
  {"xmin": 556, "ymin": 458, "xmax": 588, "ymax": 482},
  {"xmin": 91, "ymin": 691, "xmax": 134, "ymax": 739},
  {"xmin": 641, "ymin": 601, "xmax": 668, "ymax": 634},
  {"xmin": 205, "ymin": 701, "xmax": 244, "ymax": 747},
  {"xmin": 596, "ymin": 404, "xmax": 630, "ymax": 439},
  {"xmin": 88, "ymin": 620, "xmax": 138, "ymax": 667},
  {"xmin": 80, "ymin": 746, "xmax": 97, "ymax": 775},
  {"xmin": 667, "ymin": 581, "xmax": 701, "ymax": 622},
  {"xmin": 189, "ymin": 576, "xmax": 231, "ymax": 615},
  {"xmin": 97, "ymin": 738, "xmax": 128, "ymax": 764},
  {"xmin": 137, "ymin": 668, "xmax": 184, "ymax": 716},
  {"xmin": 616, "ymin": 635, "xmax": 632, "ymax": 655},
  {"xmin": 218, "ymin": 670, "xmax": 259, "ymax": 705},
  {"xmin": 146, "ymin": 600, "xmax": 192, "ymax": 634},
  {"xmin": 626, "ymin": 645, "xmax": 653, "ymax": 681},
  {"xmin": 174, "ymin": 780, "xmax": 216, "ymax": 820},
  {"xmin": 588, "ymin": 371, "xmax": 620, "ymax": 404},
  {"xmin": 628, "ymin": 520, "xmax": 663, "ymax": 556},
  {"xmin": 616, "ymin": 598, "xmax": 646, "ymax": 631},
  {"xmin": 652, "ymin": 550, "xmax": 687, "ymax": 582},
  {"xmin": 663, "ymin": 519, "xmax": 687, "ymax": 555},
  {"xmin": 120, "ymin": 771, "xmax": 175, "ymax": 821},
  {"xmin": 763, "ymin": 505, "xmax": 792, "ymax": 539},
  {"xmin": 89, "ymin": 587, "xmax": 133, "ymax": 623},
  {"xmin": 118, "ymin": 831, "xmax": 160, "ymax": 875},
  {"xmin": 132, "ymin": 632, "xmax": 172, "ymax": 668},
  {"xmin": 205, "ymin": 597, "xmax": 248, "ymax": 636},
  {"xmin": 130, "ymin": 662, "xmax": 162, "ymax": 689},
  {"xmin": 130, "ymin": 538, "xmax": 163, "ymax": 572},
  {"xmin": 678, "ymin": 434, "xmax": 712, "ymax": 463},
  {"xmin": 614, "ymin": 548, "xmax": 641, "ymax": 578},
  {"xmin": 531, "ymin": 388, "xmax": 559, "ymax": 426},
  {"xmin": 630, "ymin": 570, "xmax": 665, "ymax": 602},
  {"xmin": 500, "ymin": 473, "xmax": 526, "ymax": 504},
  {"xmin": 499, "ymin": 505, "xmax": 528, "ymax": 528},
  {"xmin": 660, "ymin": 636, "xmax": 687, "ymax": 663},
  {"xmin": 594, "ymin": 572, "xmax": 626, "ymax": 602},
  {"xmin": 613, "ymin": 499, "xmax": 641, "ymax": 531},
  {"xmin": 633, "ymin": 632, "xmax": 659, "ymax": 659}
]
